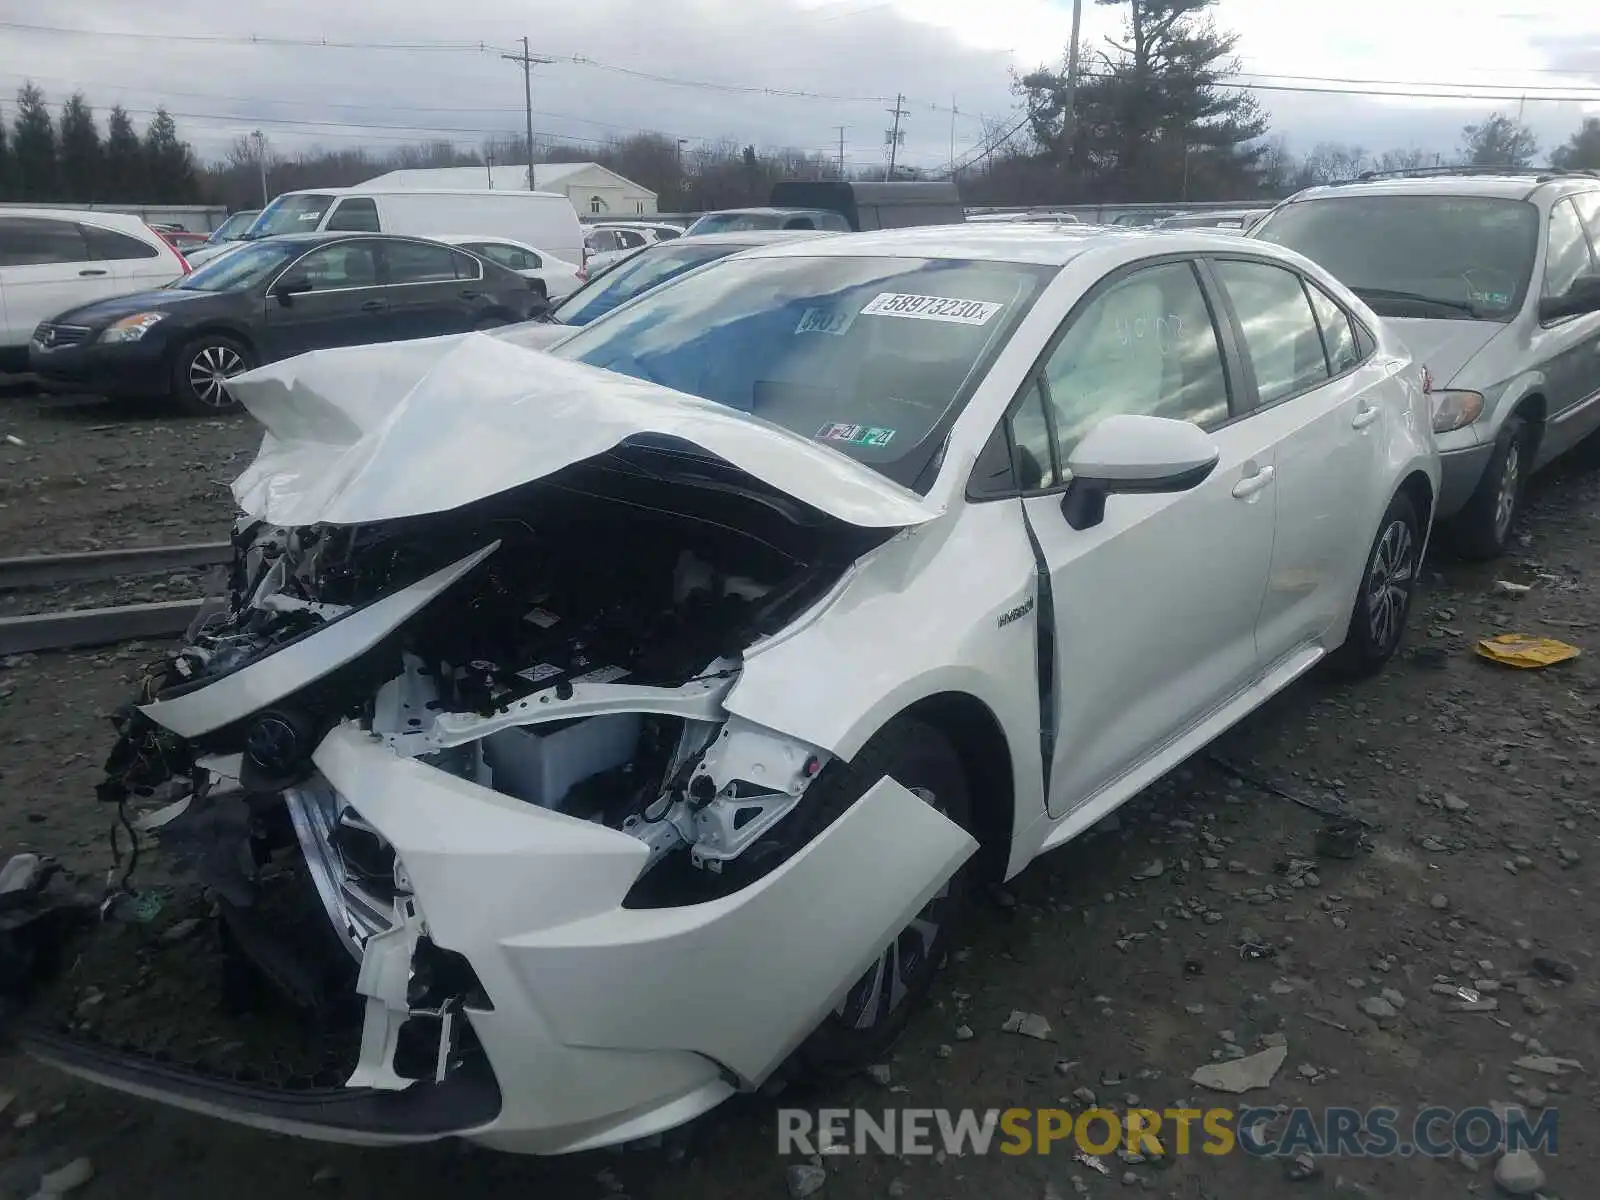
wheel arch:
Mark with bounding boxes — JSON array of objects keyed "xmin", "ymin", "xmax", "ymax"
[
  {"xmin": 895, "ymin": 691, "xmax": 1015, "ymax": 883},
  {"xmin": 167, "ymin": 322, "xmax": 260, "ymax": 367},
  {"xmin": 1396, "ymin": 467, "xmax": 1435, "ymax": 532},
  {"xmin": 1511, "ymin": 391, "xmax": 1547, "ymax": 459}
]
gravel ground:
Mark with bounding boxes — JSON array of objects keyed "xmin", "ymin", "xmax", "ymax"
[{"xmin": 2, "ymin": 389, "xmax": 1599, "ymax": 1200}]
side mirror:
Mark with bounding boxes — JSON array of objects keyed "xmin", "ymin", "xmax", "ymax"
[
  {"xmin": 1538, "ymin": 273, "xmax": 1600, "ymax": 322},
  {"xmin": 1060, "ymin": 414, "xmax": 1220, "ymax": 531},
  {"xmin": 272, "ymin": 277, "xmax": 313, "ymax": 304}
]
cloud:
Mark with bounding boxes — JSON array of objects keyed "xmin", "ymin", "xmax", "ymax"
[{"xmin": 0, "ymin": 0, "xmax": 1595, "ymax": 178}]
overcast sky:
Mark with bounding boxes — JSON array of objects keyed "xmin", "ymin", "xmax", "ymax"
[{"xmin": 3, "ymin": 0, "xmax": 1600, "ymax": 173}]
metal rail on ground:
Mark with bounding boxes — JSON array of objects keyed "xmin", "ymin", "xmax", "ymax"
[
  {"xmin": 0, "ymin": 542, "xmax": 231, "ymax": 591},
  {"xmin": 0, "ymin": 599, "xmax": 205, "ymax": 656}
]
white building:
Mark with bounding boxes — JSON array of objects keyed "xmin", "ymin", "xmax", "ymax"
[{"xmin": 362, "ymin": 163, "xmax": 657, "ymax": 216}]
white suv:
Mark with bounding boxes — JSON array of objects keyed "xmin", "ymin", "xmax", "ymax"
[{"xmin": 0, "ymin": 209, "xmax": 188, "ymax": 371}]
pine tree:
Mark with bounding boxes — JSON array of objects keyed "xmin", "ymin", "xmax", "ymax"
[
  {"xmin": 104, "ymin": 105, "xmax": 146, "ymax": 201},
  {"xmin": 12, "ymin": 82, "xmax": 58, "ymax": 200},
  {"xmin": 1460, "ymin": 112, "xmax": 1539, "ymax": 169},
  {"xmin": 143, "ymin": 107, "xmax": 198, "ymax": 202},
  {"xmin": 57, "ymin": 91, "xmax": 102, "ymax": 202},
  {"xmin": 1552, "ymin": 118, "xmax": 1600, "ymax": 171},
  {"xmin": 0, "ymin": 107, "xmax": 10, "ymax": 199}
]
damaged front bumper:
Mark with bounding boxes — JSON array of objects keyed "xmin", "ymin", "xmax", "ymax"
[{"xmin": 28, "ymin": 724, "xmax": 973, "ymax": 1154}]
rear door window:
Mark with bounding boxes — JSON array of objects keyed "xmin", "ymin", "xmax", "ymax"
[
  {"xmin": 80, "ymin": 224, "xmax": 161, "ymax": 260},
  {"xmin": 383, "ymin": 239, "xmax": 465, "ymax": 284},
  {"xmin": 279, "ymin": 242, "xmax": 380, "ymax": 291},
  {"xmin": 1212, "ymin": 259, "xmax": 1331, "ymax": 406},
  {"xmin": 1303, "ymin": 280, "xmax": 1362, "ymax": 375}
]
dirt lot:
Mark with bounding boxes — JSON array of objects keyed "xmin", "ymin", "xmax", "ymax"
[{"xmin": 1, "ymin": 386, "xmax": 1598, "ymax": 1200}]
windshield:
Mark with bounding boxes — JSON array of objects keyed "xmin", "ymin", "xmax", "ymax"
[
  {"xmin": 684, "ymin": 212, "xmax": 788, "ymax": 236},
  {"xmin": 175, "ymin": 240, "xmax": 302, "ymax": 292},
  {"xmin": 555, "ymin": 242, "xmax": 744, "ymax": 325},
  {"xmin": 244, "ymin": 194, "xmax": 335, "ymax": 239},
  {"xmin": 209, "ymin": 211, "xmax": 259, "ymax": 243},
  {"xmin": 1253, "ymin": 195, "xmax": 1539, "ymax": 321},
  {"xmin": 552, "ymin": 254, "xmax": 1053, "ymax": 489}
]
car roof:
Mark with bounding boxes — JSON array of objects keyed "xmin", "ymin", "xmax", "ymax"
[
  {"xmin": 1283, "ymin": 171, "xmax": 1600, "ymax": 204},
  {"xmin": 0, "ymin": 206, "xmax": 162, "ymax": 236},
  {"xmin": 698, "ymin": 207, "xmax": 835, "ymax": 218},
  {"xmin": 737, "ymin": 222, "xmax": 1259, "ymax": 266},
  {"xmin": 657, "ymin": 229, "xmax": 838, "ymax": 248}
]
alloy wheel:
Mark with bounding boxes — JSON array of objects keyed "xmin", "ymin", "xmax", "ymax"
[
  {"xmin": 1493, "ymin": 440, "xmax": 1521, "ymax": 543},
  {"xmin": 834, "ymin": 785, "xmax": 947, "ymax": 1030},
  {"xmin": 1366, "ymin": 519, "xmax": 1415, "ymax": 653},
  {"xmin": 188, "ymin": 344, "xmax": 246, "ymax": 408}
]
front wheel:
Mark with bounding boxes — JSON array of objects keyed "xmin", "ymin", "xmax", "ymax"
[
  {"xmin": 1330, "ymin": 491, "xmax": 1421, "ymax": 677},
  {"xmin": 1448, "ymin": 416, "xmax": 1526, "ymax": 559},
  {"xmin": 170, "ymin": 334, "xmax": 252, "ymax": 415},
  {"xmin": 775, "ymin": 719, "xmax": 974, "ymax": 1074}
]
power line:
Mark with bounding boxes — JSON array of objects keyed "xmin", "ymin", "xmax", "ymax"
[{"xmin": 0, "ymin": 20, "xmax": 502, "ymax": 53}]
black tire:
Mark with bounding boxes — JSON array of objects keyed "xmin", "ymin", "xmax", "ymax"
[
  {"xmin": 761, "ymin": 718, "xmax": 974, "ymax": 1074},
  {"xmin": 1330, "ymin": 490, "xmax": 1421, "ymax": 677},
  {"xmin": 1447, "ymin": 415, "xmax": 1527, "ymax": 559},
  {"xmin": 170, "ymin": 333, "xmax": 252, "ymax": 415}
]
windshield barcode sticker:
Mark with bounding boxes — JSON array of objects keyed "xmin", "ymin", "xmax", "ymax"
[{"xmin": 861, "ymin": 293, "xmax": 1003, "ymax": 325}]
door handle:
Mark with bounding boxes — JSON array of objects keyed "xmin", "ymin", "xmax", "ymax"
[
  {"xmin": 460, "ymin": 290, "xmax": 483, "ymax": 300},
  {"xmin": 1231, "ymin": 465, "xmax": 1275, "ymax": 499},
  {"xmin": 78, "ymin": 268, "xmax": 108, "ymax": 277},
  {"xmin": 359, "ymin": 300, "xmax": 388, "ymax": 312},
  {"xmin": 1352, "ymin": 403, "xmax": 1381, "ymax": 429}
]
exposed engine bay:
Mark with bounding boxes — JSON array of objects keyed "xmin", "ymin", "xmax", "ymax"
[{"xmin": 64, "ymin": 450, "xmax": 893, "ymax": 1104}]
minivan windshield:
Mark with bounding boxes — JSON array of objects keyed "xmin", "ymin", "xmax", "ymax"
[
  {"xmin": 174, "ymin": 240, "xmax": 301, "ymax": 292},
  {"xmin": 1253, "ymin": 195, "xmax": 1540, "ymax": 321},
  {"xmin": 552, "ymin": 254, "xmax": 1053, "ymax": 489},
  {"xmin": 245, "ymin": 194, "xmax": 336, "ymax": 239},
  {"xmin": 208, "ymin": 210, "xmax": 260, "ymax": 243},
  {"xmin": 554, "ymin": 242, "xmax": 744, "ymax": 325}
]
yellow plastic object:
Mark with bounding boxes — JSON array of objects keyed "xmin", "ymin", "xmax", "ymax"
[{"xmin": 1475, "ymin": 633, "xmax": 1582, "ymax": 669}]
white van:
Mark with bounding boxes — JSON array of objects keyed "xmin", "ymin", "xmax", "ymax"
[
  {"xmin": 0, "ymin": 208, "xmax": 188, "ymax": 370},
  {"xmin": 242, "ymin": 188, "xmax": 585, "ymax": 270}
]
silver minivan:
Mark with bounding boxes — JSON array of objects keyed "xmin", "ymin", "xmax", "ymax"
[{"xmin": 1253, "ymin": 170, "xmax": 1600, "ymax": 556}]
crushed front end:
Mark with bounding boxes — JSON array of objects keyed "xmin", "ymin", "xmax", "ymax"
[{"xmin": 26, "ymin": 456, "xmax": 973, "ymax": 1154}]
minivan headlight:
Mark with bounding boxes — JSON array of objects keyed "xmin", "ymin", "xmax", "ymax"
[
  {"xmin": 1430, "ymin": 389, "xmax": 1484, "ymax": 433},
  {"xmin": 99, "ymin": 312, "xmax": 166, "ymax": 344}
]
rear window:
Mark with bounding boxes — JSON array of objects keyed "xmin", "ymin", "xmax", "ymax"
[
  {"xmin": 1254, "ymin": 195, "xmax": 1539, "ymax": 321},
  {"xmin": 553, "ymin": 254, "xmax": 1053, "ymax": 490},
  {"xmin": 82, "ymin": 223, "xmax": 160, "ymax": 260}
]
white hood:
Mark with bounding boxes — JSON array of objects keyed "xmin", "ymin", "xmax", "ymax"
[
  {"xmin": 1387, "ymin": 318, "xmax": 1504, "ymax": 387},
  {"xmin": 226, "ymin": 333, "xmax": 945, "ymax": 529}
]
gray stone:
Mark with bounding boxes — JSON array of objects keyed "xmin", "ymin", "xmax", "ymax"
[
  {"xmin": 787, "ymin": 1164, "xmax": 828, "ymax": 1199},
  {"xmin": 1003, "ymin": 1011, "xmax": 1054, "ymax": 1040},
  {"xmin": 37, "ymin": 1158, "xmax": 94, "ymax": 1195},
  {"xmin": 954, "ymin": 1024, "xmax": 974, "ymax": 1041},
  {"xmin": 1284, "ymin": 1152, "xmax": 1322, "ymax": 1182},
  {"xmin": 1072, "ymin": 1086, "xmax": 1097, "ymax": 1105},
  {"xmin": 1429, "ymin": 893, "xmax": 1450, "ymax": 911},
  {"xmin": 1190, "ymin": 1045, "xmax": 1287, "ymax": 1094},
  {"xmin": 1492, "ymin": 1149, "xmax": 1544, "ymax": 1195},
  {"xmin": 887, "ymin": 1181, "xmax": 907, "ymax": 1198},
  {"xmin": 866, "ymin": 1064, "xmax": 892, "ymax": 1086},
  {"xmin": 1358, "ymin": 996, "xmax": 1398, "ymax": 1022}
]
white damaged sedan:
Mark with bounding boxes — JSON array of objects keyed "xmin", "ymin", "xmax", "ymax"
[{"xmin": 28, "ymin": 225, "xmax": 1438, "ymax": 1154}]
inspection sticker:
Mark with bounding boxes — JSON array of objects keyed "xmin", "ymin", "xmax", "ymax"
[
  {"xmin": 860, "ymin": 292, "xmax": 1003, "ymax": 325},
  {"xmin": 817, "ymin": 422, "xmax": 895, "ymax": 448},
  {"xmin": 795, "ymin": 306, "xmax": 855, "ymax": 335},
  {"xmin": 572, "ymin": 664, "xmax": 631, "ymax": 684}
]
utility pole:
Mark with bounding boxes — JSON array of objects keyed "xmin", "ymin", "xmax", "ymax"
[
  {"xmin": 502, "ymin": 37, "xmax": 555, "ymax": 190},
  {"xmin": 676, "ymin": 138, "xmax": 689, "ymax": 208},
  {"xmin": 835, "ymin": 126, "xmax": 846, "ymax": 178},
  {"xmin": 1062, "ymin": 0, "xmax": 1084, "ymax": 165},
  {"xmin": 251, "ymin": 129, "xmax": 268, "ymax": 206},
  {"xmin": 885, "ymin": 93, "xmax": 908, "ymax": 182},
  {"xmin": 949, "ymin": 95, "xmax": 957, "ymax": 174},
  {"xmin": 485, "ymin": 153, "xmax": 495, "ymax": 188}
]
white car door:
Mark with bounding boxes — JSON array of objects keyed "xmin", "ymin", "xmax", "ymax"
[
  {"xmin": 0, "ymin": 214, "xmax": 122, "ymax": 347},
  {"xmin": 80, "ymin": 221, "xmax": 183, "ymax": 294},
  {"xmin": 1205, "ymin": 256, "xmax": 1392, "ymax": 661},
  {"xmin": 1012, "ymin": 258, "xmax": 1279, "ymax": 819}
]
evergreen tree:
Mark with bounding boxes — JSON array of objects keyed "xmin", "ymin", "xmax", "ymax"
[
  {"xmin": 104, "ymin": 105, "xmax": 146, "ymax": 201},
  {"xmin": 1552, "ymin": 118, "xmax": 1600, "ymax": 171},
  {"xmin": 1459, "ymin": 112, "xmax": 1539, "ymax": 168},
  {"xmin": 143, "ymin": 106, "xmax": 198, "ymax": 202},
  {"xmin": 0, "ymin": 107, "xmax": 10, "ymax": 199},
  {"xmin": 12, "ymin": 82, "xmax": 58, "ymax": 200},
  {"xmin": 57, "ymin": 91, "xmax": 102, "ymax": 202}
]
